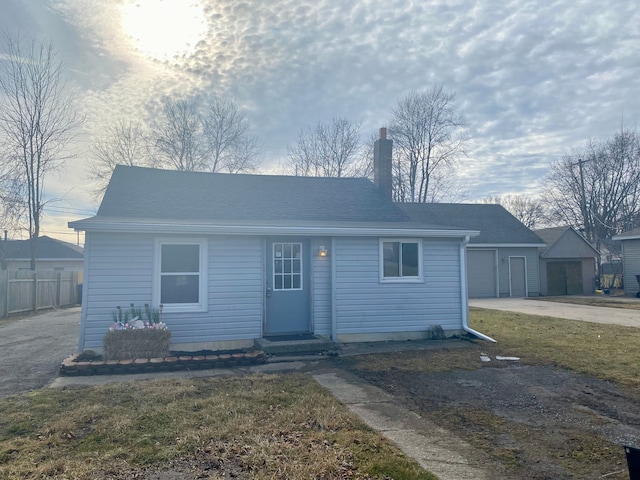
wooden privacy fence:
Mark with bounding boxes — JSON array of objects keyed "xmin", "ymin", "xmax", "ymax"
[{"xmin": 0, "ymin": 270, "xmax": 80, "ymax": 318}]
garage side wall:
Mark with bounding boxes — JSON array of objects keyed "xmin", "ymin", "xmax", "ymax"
[{"xmin": 496, "ymin": 247, "xmax": 540, "ymax": 297}]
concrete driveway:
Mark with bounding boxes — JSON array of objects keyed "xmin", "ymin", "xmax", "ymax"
[
  {"xmin": 469, "ymin": 297, "xmax": 640, "ymax": 328},
  {"xmin": 0, "ymin": 307, "xmax": 80, "ymax": 400}
]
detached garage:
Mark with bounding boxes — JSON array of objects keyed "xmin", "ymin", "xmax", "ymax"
[
  {"xmin": 400, "ymin": 204, "xmax": 546, "ymax": 298},
  {"xmin": 467, "ymin": 249, "xmax": 497, "ymax": 297},
  {"xmin": 535, "ymin": 226, "xmax": 599, "ymax": 296}
]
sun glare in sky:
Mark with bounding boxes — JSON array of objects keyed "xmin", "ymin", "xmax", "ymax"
[{"xmin": 121, "ymin": 0, "xmax": 207, "ymax": 61}]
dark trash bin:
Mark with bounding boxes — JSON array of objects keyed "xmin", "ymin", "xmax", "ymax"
[{"xmin": 625, "ymin": 445, "xmax": 640, "ymax": 480}]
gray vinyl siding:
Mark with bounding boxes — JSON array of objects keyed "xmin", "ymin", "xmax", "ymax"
[
  {"xmin": 80, "ymin": 233, "xmax": 263, "ymax": 350},
  {"xmin": 494, "ymin": 247, "xmax": 540, "ymax": 297},
  {"xmin": 334, "ymin": 237, "xmax": 462, "ymax": 335},
  {"xmin": 311, "ymin": 238, "xmax": 332, "ymax": 336},
  {"xmin": 621, "ymin": 240, "xmax": 640, "ymax": 295}
]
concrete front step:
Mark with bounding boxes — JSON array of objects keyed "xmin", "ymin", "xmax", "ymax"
[{"xmin": 254, "ymin": 335, "xmax": 336, "ymax": 356}]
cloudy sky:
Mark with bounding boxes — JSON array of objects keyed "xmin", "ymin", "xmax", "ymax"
[{"xmin": 2, "ymin": 0, "xmax": 639, "ymax": 243}]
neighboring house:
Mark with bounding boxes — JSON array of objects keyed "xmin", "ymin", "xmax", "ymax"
[
  {"xmin": 600, "ymin": 261, "xmax": 623, "ymax": 289},
  {"xmin": 612, "ymin": 228, "xmax": 640, "ymax": 296},
  {"xmin": 69, "ymin": 129, "xmax": 495, "ymax": 353},
  {"xmin": 0, "ymin": 235, "xmax": 84, "ymax": 275},
  {"xmin": 400, "ymin": 204, "xmax": 546, "ymax": 298},
  {"xmin": 534, "ymin": 226, "xmax": 599, "ymax": 296}
]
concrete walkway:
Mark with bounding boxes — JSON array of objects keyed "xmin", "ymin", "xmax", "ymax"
[
  {"xmin": 312, "ymin": 369, "xmax": 491, "ymax": 480},
  {"xmin": 470, "ymin": 297, "xmax": 640, "ymax": 328}
]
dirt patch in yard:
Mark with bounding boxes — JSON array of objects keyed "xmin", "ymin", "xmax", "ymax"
[{"xmin": 339, "ymin": 350, "xmax": 640, "ymax": 479}]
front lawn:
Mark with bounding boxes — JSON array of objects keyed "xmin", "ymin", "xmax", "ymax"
[{"xmin": 0, "ymin": 373, "xmax": 435, "ymax": 479}]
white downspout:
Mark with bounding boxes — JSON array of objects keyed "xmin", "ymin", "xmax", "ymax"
[{"xmin": 460, "ymin": 235, "xmax": 496, "ymax": 343}]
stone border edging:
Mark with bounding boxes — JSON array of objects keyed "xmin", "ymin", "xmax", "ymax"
[{"xmin": 60, "ymin": 351, "xmax": 268, "ymax": 376}]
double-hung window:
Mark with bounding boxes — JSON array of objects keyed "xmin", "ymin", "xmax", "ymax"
[
  {"xmin": 380, "ymin": 239, "xmax": 422, "ymax": 282},
  {"xmin": 154, "ymin": 239, "xmax": 207, "ymax": 312}
]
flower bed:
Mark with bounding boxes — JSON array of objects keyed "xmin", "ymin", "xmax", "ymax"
[{"xmin": 60, "ymin": 350, "xmax": 268, "ymax": 376}]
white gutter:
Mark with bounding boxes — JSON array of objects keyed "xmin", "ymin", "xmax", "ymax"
[
  {"xmin": 460, "ymin": 235, "xmax": 496, "ymax": 343},
  {"xmin": 69, "ymin": 219, "xmax": 479, "ymax": 239}
]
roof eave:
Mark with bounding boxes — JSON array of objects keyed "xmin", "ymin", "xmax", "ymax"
[{"xmin": 69, "ymin": 219, "xmax": 480, "ymax": 238}]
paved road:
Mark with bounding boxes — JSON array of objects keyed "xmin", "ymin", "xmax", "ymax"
[
  {"xmin": 469, "ymin": 297, "xmax": 640, "ymax": 328},
  {"xmin": 0, "ymin": 307, "xmax": 80, "ymax": 400}
]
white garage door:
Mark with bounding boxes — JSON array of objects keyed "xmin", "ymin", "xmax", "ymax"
[{"xmin": 467, "ymin": 250, "xmax": 497, "ymax": 298}]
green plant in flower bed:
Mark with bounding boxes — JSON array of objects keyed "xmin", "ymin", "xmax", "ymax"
[{"xmin": 104, "ymin": 303, "xmax": 170, "ymax": 360}]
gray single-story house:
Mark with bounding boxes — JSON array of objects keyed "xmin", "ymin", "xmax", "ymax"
[
  {"xmin": 0, "ymin": 235, "xmax": 84, "ymax": 274},
  {"xmin": 534, "ymin": 226, "xmax": 599, "ymax": 295},
  {"xmin": 70, "ymin": 130, "xmax": 494, "ymax": 353},
  {"xmin": 399, "ymin": 204, "xmax": 546, "ymax": 298},
  {"xmin": 612, "ymin": 227, "xmax": 640, "ymax": 296}
]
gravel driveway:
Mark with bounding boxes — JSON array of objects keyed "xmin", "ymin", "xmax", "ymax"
[{"xmin": 0, "ymin": 307, "xmax": 80, "ymax": 400}]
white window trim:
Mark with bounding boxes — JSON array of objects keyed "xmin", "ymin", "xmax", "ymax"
[
  {"xmin": 379, "ymin": 238, "xmax": 424, "ymax": 283},
  {"xmin": 153, "ymin": 238, "xmax": 208, "ymax": 313}
]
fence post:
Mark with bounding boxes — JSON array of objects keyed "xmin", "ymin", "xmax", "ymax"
[
  {"xmin": 32, "ymin": 271, "xmax": 37, "ymax": 312},
  {"xmin": 1, "ymin": 270, "xmax": 7, "ymax": 318},
  {"xmin": 56, "ymin": 272, "xmax": 62, "ymax": 307}
]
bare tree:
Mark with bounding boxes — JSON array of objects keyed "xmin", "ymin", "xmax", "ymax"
[
  {"xmin": 202, "ymin": 96, "xmax": 261, "ymax": 173},
  {"xmin": 287, "ymin": 116, "xmax": 361, "ymax": 177},
  {"xmin": 149, "ymin": 97, "xmax": 207, "ymax": 172},
  {"xmin": 544, "ymin": 128, "xmax": 640, "ymax": 251},
  {"xmin": 389, "ymin": 85, "xmax": 469, "ymax": 202},
  {"xmin": 0, "ymin": 35, "xmax": 83, "ymax": 269},
  {"xmin": 89, "ymin": 119, "xmax": 152, "ymax": 200},
  {"xmin": 149, "ymin": 95, "xmax": 261, "ymax": 173},
  {"xmin": 481, "ymin": 194, "xmax": 547, "ymax": 229}
]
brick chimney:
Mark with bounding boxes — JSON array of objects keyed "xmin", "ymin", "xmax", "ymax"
[{"xmin": 374, "ymin": 127, "xmax": 393, "ymax": 200}]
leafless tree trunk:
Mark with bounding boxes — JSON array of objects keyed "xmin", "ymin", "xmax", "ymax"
[
  {"xmin": 389, "ymin": 85, "xmax": 469, "ymax": 202},
  {"xmin": 481, "ymin": 194, "xmax": 547, "ymax": 229},
  {"xmin": 89, "ymin": 119, "xmax": 152, "ymax": 200},
  {"xmin": 544, "ymin": 128, "xmax": 640, "ymax": 251},
  {"xmin": 287, "ymin": 116, "xmax": 361, "ymax": 177},
  {"xmin": 0, "ymin": 35, "xmax": 83, "ymax": 269}
]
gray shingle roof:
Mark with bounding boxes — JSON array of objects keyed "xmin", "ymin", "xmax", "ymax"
[
  {"xmin": 399, "ymin": 203, "xmax": 545, "ymax": 245},
  {"xmin": 1, "ymin": 236, "xmax": 83, "ymax": 260},
  {"xmin": 97, "ymin": 165, "xmax": 417, "ymax": 224}
]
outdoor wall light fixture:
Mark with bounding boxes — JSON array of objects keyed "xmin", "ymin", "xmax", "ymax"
[{"xmin": 318, "ymin": 246, "xmax": 328, "ymax": 257}]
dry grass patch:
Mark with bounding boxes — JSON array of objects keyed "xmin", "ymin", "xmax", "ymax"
[
  {"xmin": 470, "ymin": 307, "xmax": 640, "ymax": 387},
  {"xmin": 0, "ymin": 373, "xmax": 435, "ymax": 480}
]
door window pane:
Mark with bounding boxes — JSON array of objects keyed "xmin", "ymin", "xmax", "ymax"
[{"xmin": 273, "ymin": 242, "xmax": 303, "ymax": 290}]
